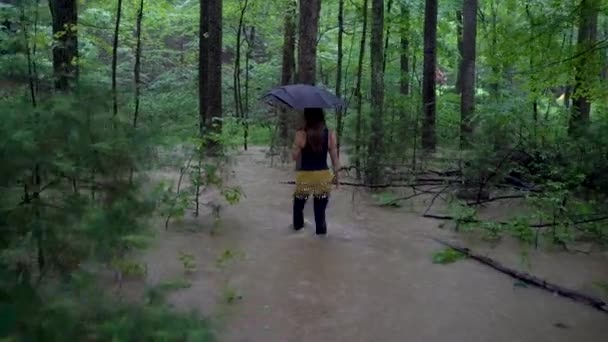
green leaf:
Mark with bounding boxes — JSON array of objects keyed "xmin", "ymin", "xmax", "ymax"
[{"xmin": 432, "ymin": 248, "xmax": 466, "ymax": 264}]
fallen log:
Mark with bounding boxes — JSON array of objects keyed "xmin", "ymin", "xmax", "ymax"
[
  {"xmin": 423, "ymin": 213, "xmax": 608, "ymax": 229},
  {"xmin": 433, "ymin": 238, "xmax": 608, "ymax": 315}
]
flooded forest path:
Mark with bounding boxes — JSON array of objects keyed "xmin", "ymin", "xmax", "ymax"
[{"xmin": 141, "ymin": 147, "xmax": 608, "ymax": 342}]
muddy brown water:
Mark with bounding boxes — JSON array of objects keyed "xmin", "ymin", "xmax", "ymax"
[{"xmin": 141, "ymin": 147, "xmax": 608, "ymax": 342}]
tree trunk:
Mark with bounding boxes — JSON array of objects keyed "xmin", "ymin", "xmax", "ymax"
[
  {"xmin": 199, "ymin": 0, "xmax": 209, "ymax": 136},
  {"xmin": 234, "ymin": 0, "xmax": 248, "ymax": 148},
  {"xmin": 133, "ymin": 0, "xmax": 144, "ymax": 128},
  {"xmin": 112, "ymin": 0, "xmax": 123, "ymax": 118},
  {"xmin": 335, "ymin": 0, "xmax": 344, "ymax": 155},
  {"xmin": 399, "ymin": 3, "xmax": 410, "ymax": 96},
  {"xmin": 421, "ymin": 0, "xmax": 438, "ymax": 151},
  {"xmin": 601, "ymin": 18, "xmax": 607, "ymax": 81},
  {"xmin": 455, "ymin": 10, "xmax": 463, "ymax": 94},
  {"xmin": 368, "ymin": 0, "xmax": 385, "ymax": 185},
  {"xmin": 459, "ymin": 0, "xmax": 477, "ymax": 148},
  {"xmin": 206, "ymin": 0, "xmax": 223, "ymax": 146},
  {"xmin": 297, "ymin": 0, "xmax": 321, "ymax": 84},
  {"xmin": 489, "ymin": 0, "xmax": 499, "ymax": 98},
  {"xmin": 279, "ymin": 1, "xmax": 296, "ymax": 152},
  {"xmin": 244, "ymin": 26, "xmax": 255, "ymax": 151},
  {"xmin": 21, "ymin": 3, "xmax": 36, "ymax": 107},
  {"xmin": 569, "ymin": 0, "xmax": 599, "ymax": 136},
  {"xmin": 354, "ymin": 0, "xmax": 369, "ymax": 180},
  {"xmin": 382, "ymin": 0, "xmax": 393, "ymax": 74},
  {"xmin": 48, "ymin": 0, "xmax": 78, "ymax": 91}
]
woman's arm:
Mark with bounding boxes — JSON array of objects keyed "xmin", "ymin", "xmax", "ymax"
[
  {"xmin": 328, "ymin": 131, "xmax": 341, "ymax": 187},
  {"xmin": 292, "ymin": 130, "xmax": 306, "ymax": 161}
]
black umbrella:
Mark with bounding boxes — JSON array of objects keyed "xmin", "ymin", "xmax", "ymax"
[{"xmin": 261, "ymin": 84, "xmax": 344, "ymax": 111}]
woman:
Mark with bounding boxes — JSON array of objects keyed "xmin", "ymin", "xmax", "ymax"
[{"xmin": 291, "ymin": 108, "xmax": 340, "ymax": 235}]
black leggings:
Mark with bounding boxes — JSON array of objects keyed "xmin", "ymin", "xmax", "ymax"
[{"xmin": 293, "ymin": 196, "xmax": 328, "ymax": 235}]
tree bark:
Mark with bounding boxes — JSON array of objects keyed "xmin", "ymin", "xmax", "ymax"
[
  {"xmin": 244, "ymin": 26, "xmax": 255, "ymax": 151},
  {"xmin": 133, "ymin": 0, "xmax": 144, "ymax": 128},
  {"xmin": 601, "ymin": 18, "xmax": 607, "ymax": 81},
  {"xmin": 206, "ymin": 0, "xmax": 223, "ymax": 145},
  {"xmin": 367, "ymin": 0, "xmax": 385, "ymax": 185},
  {"xmin": 297, "ymin": 0, "xmax": 321, "ymax": 84},
  {"xmin": 354, "ymin": 0, "xmax": 369, "ymax": 180},
  {"xmin": 399, "ymin": 3, "xmax": 410, "ymax": 96},
  {"xmin": 569, "ymin": 0, "xmax": 599, "ymax": 136},
  {"xmin": 48, "ymin": 0, "xmax": 78, "ymax": 91},
  {"xmin": 279, "ymin": 1, "xmax": 296, "ymax": 151},
  {"xmin": 335, "ymin": 0, "xmax": 344, "ymax": 155},
  {"xmin": 489, "ymin": 0, "xmax": 499, "ymax": 99},
  {"xmin": 455, "ymin": 10, "xmax": 463, "ymax": 94},
  {"xmin": 382, "ymin": 0, "xmax": 393, "ymax": 74},
  {"xmin": 421, "ymin": 0, "xmax": 438, "ymax": 151},
  {"xmin": 460, "ymin": 0, "xmax": 477, "ymax": 148},
  {"xmin": 199, "ymin": 0, "xmax": 210, "ymax": 136},
  {"xmin": 112, "ymin": 0, "xmax": 123, "ymax": 118},
  {"xmin": 234, "ymin": 0, "xmax": 248, "ymax": 149}
]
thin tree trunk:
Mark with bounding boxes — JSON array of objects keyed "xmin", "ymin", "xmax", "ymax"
[
  {"xmin": 421, "ymin": 0, "xmax": 438, "ymax": 151},
  {"xmin": 382, "ymin": 0, "xmax": 393, "ymax": 74},
  {"xmin": 602, "ymin": 17, "xmax": 608, "ymax": 81},
  {"xmin": 354, "ymin": 0, "xmax": 369, "ymax": 180},
  {"xmin": 525, "ymin": 3, "xmax": 538, "ymax": 142},
  {"xmin": 489, "ymin": 0, "xmax": 499, "ymax": 98},
  {"xmin": 112, "ymin": 0, "xmax": 123, "ymax": 118},
  {"xmin": 279, "ymin": 0, "xmax": 296, "ymax": 159},
  {"xmin": 455, "ymin": 10, "xmax": 463, "ymax": 94},
  {"xmin": 196, "ymin": 0, "xmax": 211, "ymax": 216},
  {"xmin": 335, "ymin": 0, "xmax": 345, "ymax": 155},
  {"xmin": 460, "ymin": 0, "xmax": 477, "ymax": 148},
  {"xmin": 129, "ymin": 0, "xmax": 144, "ymax": 184},
  {"xmin": 206, "ymin": 0, "xmax": 223, "ymax": 152},
  {"xmin": 368, "ymin": 0, "xmax": 385, "ymax": 185},
  {"xmin": 21, "ymin": 4, "xmax": 36, "ymax": 107},
  {"xmin": 244, "ymin": 26, "xmax": 255, "ymax": 151},
  {"xmin": 234, "ymin": 0, "xmax": 248, "ymax": 149},
  {"xmin": 133, "ymin": 0, "xmax": 144, "ymax": 128},
  {"xmin": 399, "ymin": 3, "xmax": 410, "ymax": 96},
  {"xmin": 48, "ymin": 0, "xmax": 78, "ymax": 91},
  {"xmin": 297, "ymin": 0, "xmax": 321, "ymax": 84},
  {"xmin": 199, "ymin": 0, "xmax": 210, "ymax": 136},
  {"xmin": 569, "ymin": 0, "xmax": 599, "ymax": 136}
]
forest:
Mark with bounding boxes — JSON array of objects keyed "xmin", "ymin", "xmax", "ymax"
[{"xmin": 1, "ymin": 0, "xmax": 607, "ymax": 340}]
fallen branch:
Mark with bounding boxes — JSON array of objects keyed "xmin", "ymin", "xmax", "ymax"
[
  {"xmin": 466, "ymin": 194, "xmax": 530, "ymax": 206},
  {"xmin": 423, "ymin": 185, "xmax": 451, "ymax": 216},
  {"xmin": 433, "ymin": 239, "xmax": 608, "ymax": 315},
  {"xmin": 423, "ymin": 214, "xmax": 608, "ymax": 229},
  {"xmin": 530, "ymin": 215, "xmax": 608, "ymax": 228}
]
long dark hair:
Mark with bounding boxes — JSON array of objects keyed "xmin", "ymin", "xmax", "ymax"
[{"xmin": 303, "ymin": 108, "xmax": 326, "ymax": 154}]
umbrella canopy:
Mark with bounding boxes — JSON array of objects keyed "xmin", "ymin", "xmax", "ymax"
[{"xmin": 261, "ymin": 84, "xmax": 344, "ymax": 111}]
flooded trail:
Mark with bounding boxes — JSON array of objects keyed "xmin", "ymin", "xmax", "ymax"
[{"xmin": 143, "ymin": 148, "xmax": 608, "ymax": 342}]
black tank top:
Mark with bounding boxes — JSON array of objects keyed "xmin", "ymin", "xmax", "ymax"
[{"xmin": 299, "ymin": 128, "xmax": 329, "ymax": 171}]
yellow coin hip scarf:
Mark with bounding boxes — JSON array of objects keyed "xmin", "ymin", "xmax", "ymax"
[{"xmin": 294, "ymin": 170, "xmax": 334, "ymax": 199}]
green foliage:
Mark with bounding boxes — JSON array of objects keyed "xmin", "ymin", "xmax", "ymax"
[
  {"xmin": 0, "ymin": 270, "xmax": 214, "ymax": 341},
  {"xmin": 216, "ymin": 248, "xmax": 244, "ymax": 269},
  {"xmin": 178, "ymin": 251, "xmax": 197, "ymax": 274},
  {"xmin": 594, "ymin": 282, "xmax": 608, "ymax": 297},
  {"xmin": 223, "ymin": 287, "xmax": 243, "ymax": 305},
  {"xmin": 432, "ymin": 248, "xmax": 467, "ymax": 264},
  {"xmin": 373, "ymin": 191, "xmax": 402, "ymax": 207}
]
